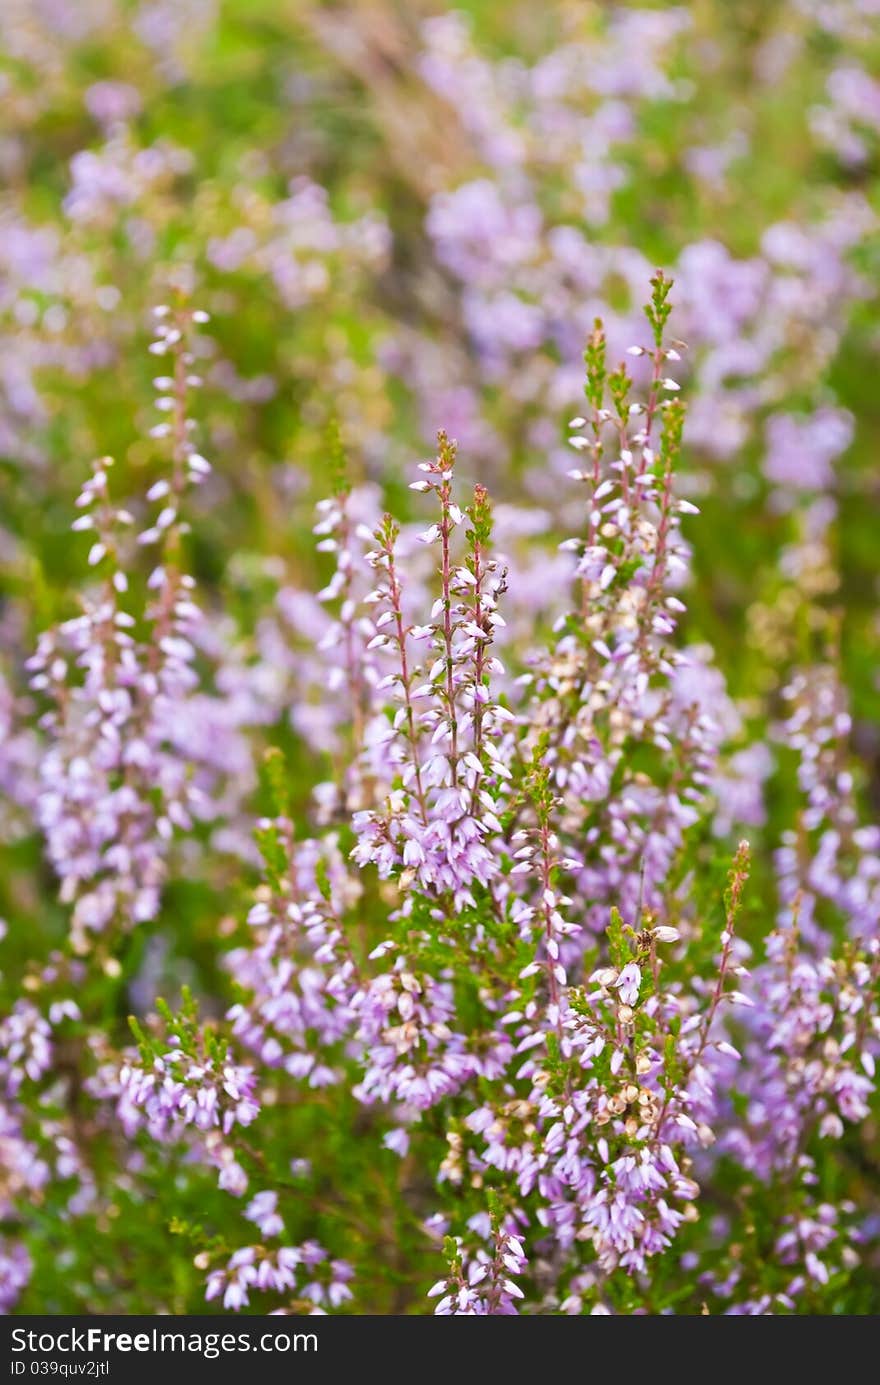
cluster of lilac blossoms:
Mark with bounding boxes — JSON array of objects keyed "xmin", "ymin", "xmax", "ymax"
[
  {"xmin": 351, "ymin": 453, "xmax": 511, "ymax": 911},
  {"xmin": 691, "ymin": 912, "xmax": 880, "ymax": 1313},
  {"xmin": 521, "ymin": 286, "xmax": 717, "ymax": 934},
  {"xmin": 429, "ymin": 1226, "xmax": 528, "ymax": 1315},
  {"xmin": 202, "ymin": 1189, "xmax": 353, "ymax": 1313},
  {"xmin": 26, "ymin": 299, "xmax": 252, "ymax": 955},
  {"xmin": 0, "ymin": 968, "xmax": 85, "ymax": 1311},
  {"xmin": 0, "ymin": 995, "xmax": 51, "ymax": 1310},
  {"xmin": 225, "ymin": 831, "xmax": 359, "ymax": 1091},
  {"xmin": 775, "ymin": 664, "xmax": 880, "ymax": 944},
  {"xmin": 118, "ymin": 1038, "xmax": 258, "ymax": 1152}
]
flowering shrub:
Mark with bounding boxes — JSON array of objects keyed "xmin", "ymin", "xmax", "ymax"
[{"xmin": 1, "ymin": 0, "xmax": 880, "ymax": 1317}]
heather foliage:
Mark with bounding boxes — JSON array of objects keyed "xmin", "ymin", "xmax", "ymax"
[{"xmin": 1, "ymin": 1, "xmax": 880, "ymax": 1316}]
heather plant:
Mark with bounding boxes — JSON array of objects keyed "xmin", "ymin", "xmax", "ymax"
[
  {"xmin": 2, "ymin": 0, "xmax": 880, "ymax": 1320},
  {"xmin": 27, "ymin": 298, "xmax": 256, "ymax": 957},
  {"xmin": 4, "ymin": 272, "xmax": 879, "ymax": 1314}
]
